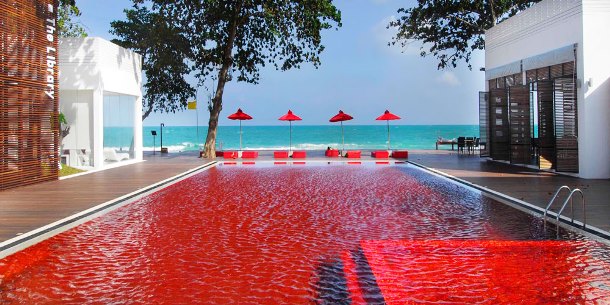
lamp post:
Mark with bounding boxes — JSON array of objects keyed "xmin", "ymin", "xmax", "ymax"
[
  {"xmin": 151, "ymin": 130, "xmax": 157, "ymax": 155},
  {"xmin": 160, "ymin": 123, "xmax": 167, "ymax": 153}
]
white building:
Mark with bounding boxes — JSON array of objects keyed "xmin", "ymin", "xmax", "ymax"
[
  {"xmin": 483, "ymin": 0, "xmax": 610, "ymax": 179},
  {"xmin": 59, "ymin": 37, "xmax": 143, "ymax": 170}
]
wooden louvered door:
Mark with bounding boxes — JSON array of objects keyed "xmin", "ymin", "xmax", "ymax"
[
  {"xmin": 537, "ymin": 81, "xmax": 555, "ymax": 170},
  {"xmin": 554, "ymin": 77, "xmax": 578, "ymax": 173},
  {"xmin": 509, "ymin": 85, "xmax": 531, "ymax": 164},
  {"xmin": 489, "ymin": 88, "xmax": 510, "ymax": 161},
  {"xmin": 479, "ymin": 92, "xmax": 490, "ymax": 157}
]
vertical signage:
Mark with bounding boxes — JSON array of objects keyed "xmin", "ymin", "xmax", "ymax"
[{"xmin": 46, "ymin": 3, "xmax": 57, "ymax": 100}]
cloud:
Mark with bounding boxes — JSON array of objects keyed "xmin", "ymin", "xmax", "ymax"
[{"xmin": 436, "ymin": 71, "xmax": 461, "ymax": 86}]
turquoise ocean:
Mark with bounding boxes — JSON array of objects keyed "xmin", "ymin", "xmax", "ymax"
[{"xmin": 103, "ymin": 125, "xmax": 479, "ymax": 152}]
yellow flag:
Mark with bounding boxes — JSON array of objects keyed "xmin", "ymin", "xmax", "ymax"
[{"xmin": 187, "ymin": 100, "xmax": 197, "ymax": 110}]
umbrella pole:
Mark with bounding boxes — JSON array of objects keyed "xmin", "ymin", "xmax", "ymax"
[
  {"xmin": 341, "ymin": 121, "xmax": 345, "ymax": 154},
  {"xmin": 239, "ymin": 120, "xmax": 242, "ymax": 151},
  {"xmin": 387, "ymin": 120, "xmax": 390, "ymax": 150},
  {"xmin": 289, "ymin": 121, "xmax": 292, "ymax": 154}
]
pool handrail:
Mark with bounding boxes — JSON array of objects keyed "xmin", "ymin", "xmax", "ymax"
[
  {"xmin": 543, "ymin": 185, "xmax": 571, "ymax": 228},
  {"xmin": 556, "ymin": 188, "xmax": 586, "ymax": 230}
]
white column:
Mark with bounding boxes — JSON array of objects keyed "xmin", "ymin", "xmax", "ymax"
[
  {"xmin": 578, "ymin": 2, "xmax": 610, "ymax": 179},
  {"xmin": 92, "ymin": 88, "xmax": 104, "ymax": 170},
  {"xmin": 133, "ymin": 94, "xmax": 143, "ymax": 161}
]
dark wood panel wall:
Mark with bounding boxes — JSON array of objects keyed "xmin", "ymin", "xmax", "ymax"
[
  {"xmin": 483, "ymin": 60, "xmax": 578, "ymax": 173},
  {"xmin": 1, "ymin": 0, "xmax": 59, "ymax": 191},
  {"xmin": 489, "ymin": 88, "xmax": 510, "ymax": 161},
  {"xmin": 478, "ymin": 92, "xmax": 490, "ymax": 157}
]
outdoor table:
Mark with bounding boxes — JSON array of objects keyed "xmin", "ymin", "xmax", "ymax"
[{"xmin": 436, "ymin": 140, "xmax": 456, "ymax": 150}]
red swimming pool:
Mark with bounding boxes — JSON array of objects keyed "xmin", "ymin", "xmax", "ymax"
[{"xmin": 0, "ymin": 164, "xmax": 609, "ymax": 304}]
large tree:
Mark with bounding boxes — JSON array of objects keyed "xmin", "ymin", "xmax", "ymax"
[
  {"xmin": 111, "ymin": 7, "xmax": 195, "ymax": 121},
  {"xmin": 389, "ymin": 0, "xmax": 540, "ymax": 69},
  {"xmin": 112, "ymin": 1, "xmax": 341, "ymax": 158}
]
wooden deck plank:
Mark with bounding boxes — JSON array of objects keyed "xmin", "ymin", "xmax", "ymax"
[
  {"xmin": 408, "ymin": 150, "xmax": 610, "ymax": 234},
  {"xmin": 0, "ymin": 152, "xmax": 212, "ymax": 242}
]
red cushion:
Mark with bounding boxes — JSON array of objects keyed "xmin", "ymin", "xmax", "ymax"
[
  {"xmin": 274, "ymin": 151, "xmax": 289, "ymax": 159},
  {"xmin": 371, "ymin": 151, "xmax": 389, "ymax": 158},
  {"xmin": 223, "ymin": 151, "xmax": 238, "ymax": 159},
  {"xmin": 214, "ymin": 151, "xmax": 224, "ymax": 157},
  {"xmin": 346, "ymin": 151, "xmax": 361, "ymax": 158},
  {"xmin": 292, "ymin": 151, "xmax": 307, "ymax": 158},
  {"xmin": 392, "ymin": 150, "xmax": 409, "ymax": 158},
  {"xmin": 325, "ymin": 149, "xmax": 339, "ymax": 157},
  {"xmin": 241, "ymin": 151, "xmax": 258, "ymax": 159}
]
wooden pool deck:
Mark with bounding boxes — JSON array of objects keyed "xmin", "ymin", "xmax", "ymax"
[
  {"xmin": 408, "ymin": 150, "xmax": 610, "ymax": 236},
  {"xmin": 0, "ymin": 150, "xmax": 608, "ymax": 247},
  {"xmin": 0, "ymin": 152, "xmax": 213, "ymax": 243}
]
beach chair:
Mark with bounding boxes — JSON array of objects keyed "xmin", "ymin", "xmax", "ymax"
[
  {"xmin": 391, "ymin": 150, "xmax": 409, "ymax": 159},
  {"xmin": 241, "ymin": 151, "xmax": 258, "ymax": 159},
  {"xmin": 292, "ymin": 151, "xmax": 307, "ymax": 158},
  {"xmin": 371, "ymin": 151, "xmax": 389, "ymax": 159},
  {"xmin": 103, "ymin": 148, "xmax": 130, "ymax": 162},
  {"xmin": 274, "ymin": 151, "xmax": 289, "ymax": 159},
  {"xmin": 223, "ymin": 151, "xmax": 238, "ymax": 159},
  {"xmin": 325, "ymin": 149, "xmax": 340, "ymax": 157},
  {"xmin": 345, "ymin": 151, "xmax": 361, "ymax": 159}
]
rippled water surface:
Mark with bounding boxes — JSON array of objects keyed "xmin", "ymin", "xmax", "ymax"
[{"xmin": 0, "ymin": 164, "xmax": 609, "ymax": 304}]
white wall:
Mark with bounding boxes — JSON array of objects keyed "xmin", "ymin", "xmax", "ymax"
[
  {"xmin": 485, "ymin": 0, "xmax": 583, "ymax": 71},
  {"xmin": 59, "ymin": 37, "xmax": 144, "ymax": 169},
  {"xmin": 579, "ymin": 0, "xmax": 610, "ymax": 178}
]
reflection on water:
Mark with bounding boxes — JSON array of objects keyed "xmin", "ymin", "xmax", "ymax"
[{"xmin": 0, "ymin": 165, "xmax": 608, "ymax": 304}]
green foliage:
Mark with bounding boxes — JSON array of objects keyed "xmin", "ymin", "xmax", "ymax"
[
  {"xmin": 389, "ymin": 0, "xmax": 540, "ymax": 69},
  {"xmin": 110, "ymin": 7, "xmax": 195, "ymax": 120},
  {"xmin": 59, "ymin": 112, "xmax": 67, "ymax": 124},
  {"xmin": 59, "ymin": 164, "xmax": 86, "ymax": 177},
  {"xmin": 58, "ymin": 0, "xmax": 87, "ymax": 37},
  {"xmin": 111, "ymin": 0, "xmax": 341, "ymax": 156}
]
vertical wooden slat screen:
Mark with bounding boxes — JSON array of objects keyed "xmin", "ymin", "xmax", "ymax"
[
  {"xmin": 489, "ymin": 88, "xmax": 510, "ymax": 161},
  {"xmin": 479, "ymin": 91, "xmax": 490, "ymax": 157},
  {"xmin": 554, "ymin": 77, "xmax": 579, "ymax": 173},
  {"xmin": 537, "ymin": 80, "xmax": 555, "ymax": 170},
  {"xmin": 509, "ymin": 85, "xmax": 531, "ymax": 164},
  {"xmin": 1, "ymin": 0, "xmax": 58, "ymax": 191}
]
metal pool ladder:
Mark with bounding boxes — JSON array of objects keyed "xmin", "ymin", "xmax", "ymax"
[{"xmin": 543, "ymin": 186, "xmax": 587, "ymax": 231}]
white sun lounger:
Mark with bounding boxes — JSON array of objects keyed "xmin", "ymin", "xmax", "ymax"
[{"xmin": 103, "ymin": 148, "xmax": 130, "ymax": 162}]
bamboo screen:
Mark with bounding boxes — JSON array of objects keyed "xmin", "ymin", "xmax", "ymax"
[{"xmin": 1, "ymin": 0, "xmax": 59, "ymax": 191}]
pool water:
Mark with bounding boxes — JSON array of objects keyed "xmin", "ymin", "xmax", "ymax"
[{"xmin": 0, "ymin": 164, "xmax": 608, "ymax": 304}]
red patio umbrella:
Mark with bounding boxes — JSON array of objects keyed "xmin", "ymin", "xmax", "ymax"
[
  {"xmin": 376, "ymin": 110, "xmax": 401, "ymax": 150},
  {"xmin": 329, "ymin": 110, "xmax": 354, "ymax": 153},
  {"xmin": 227, "ymin": 108, "xmax": 253, "ymax": 151},
  {"xmin": 278, "ymin": 110, "xmax": 302, "ymax": 154}
]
